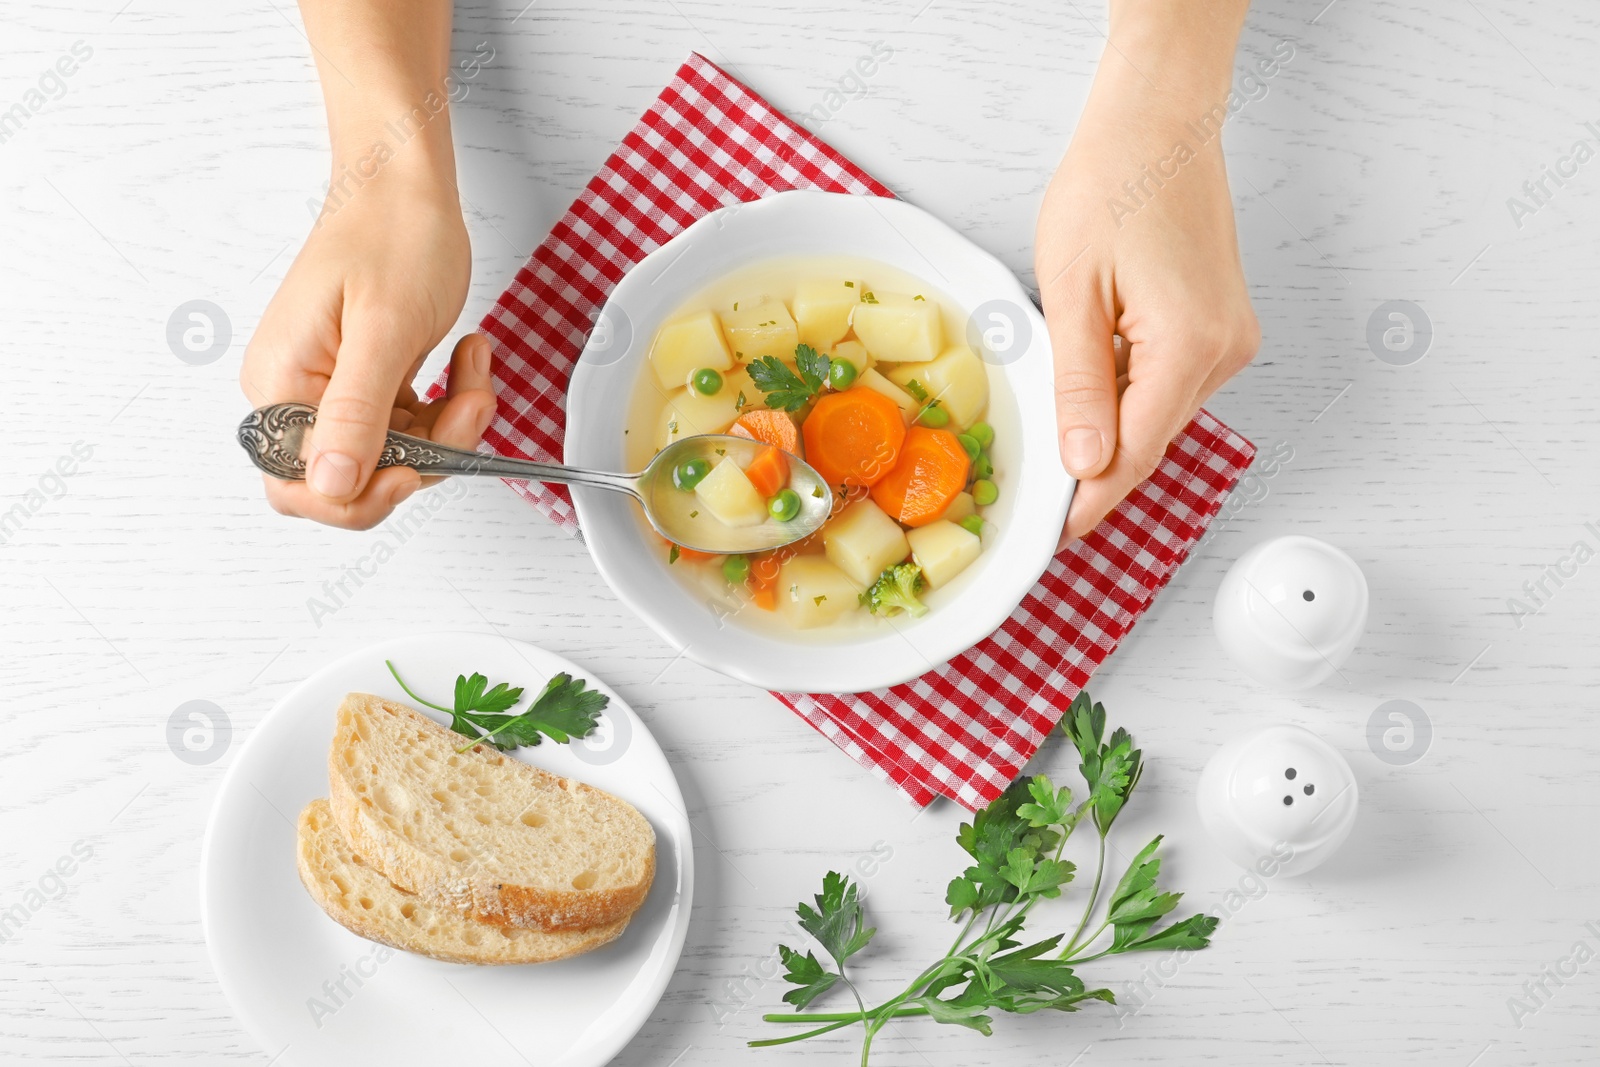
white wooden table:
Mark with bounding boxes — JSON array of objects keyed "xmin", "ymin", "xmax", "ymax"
[{"xmin": 3, "ymin": 1, "xmax": 1598, "ymax": 1063}]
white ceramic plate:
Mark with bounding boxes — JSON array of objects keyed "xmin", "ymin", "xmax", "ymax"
[
  {"xmin": 566, "ymin": 191, "xmax": 1074, "ymax": 693},
  {"xmin": 201, "ymin": 633, "xmax": 692, "ymax": 1067}
]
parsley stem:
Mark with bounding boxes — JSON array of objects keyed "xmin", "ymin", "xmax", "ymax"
[
  {"xmin": 1067, "ymin": 917, "xmax": 1113, "ymax": 957},
  {"xmin": 750, "ymin": 1006, "xmax": 928, "ymax": 1049},
  {"xmin": 747, "ymin": 1019, "xmax": 857, "ymax": 1045},
  {"xmin": 385, "ymin": 660, "xmax": 457, "ymax": 716},
  {"xmin": 860, "ymin": 1020, "xmax": 882, "ymax": 1066},
  {"xmin": 759, "ymin": 1007, "xmax": 927, "ymax": 1025},
  {"xmin": 841, "ymin": 975, "xmax": 868, "ymax": 1026},
  {"xmin": 838, "ymin": 957, "xmax": 961, "ymax": 1047},
  {"xmin": 1062, "ymin": 832, "xmax": 1107, "ymax": 957},
  {"xmin": 459, "ymin": 711, "xmax": 525, "ymax": 753},
  {"xmin": 946, "ymin": 911, "xmax": 981, "ymax": 957}
]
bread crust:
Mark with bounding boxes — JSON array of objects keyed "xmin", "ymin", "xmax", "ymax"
[
  {"xmin": 328, "ymin": 694, "xmax": 656, "ymax": 933},
  {"xmin": 296, "ymin": 799, "xmax": 629, "ymax": 965}
]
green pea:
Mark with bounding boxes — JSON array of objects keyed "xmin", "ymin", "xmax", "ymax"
[
  {"xmin": 969, "ymin": 422, "xmax": 994, "ymax": 448},
  {"xmin": 673, "ymin": 457, "xmax": 711, "ymax": 491},
  {"xmin": 959, "ymin": 514, "xmax": 985, "ymax": 537},
  {"xmin": 827, "ymin": 358, "xmax": 858, "ymax": 390},
  {"xmin": 722, "ymin": 554, "xmax": 750, "ymax": 584},
  {"xmin": 975, "ymin": 452, "xmax": 995, "ymax": 479},
  {"xmin": 691, "ymin": 367, "xmax": 723, "ymax": 396},
  {"xmin": 972, "ymin": 479, "xmax": 998, "ymax": 506},
  {"xmin": 768, "ymin": 488, "xmax": 801, "ymax": 522},
  {"xmin": 916, "ymin": 404, "xmax": 950, "ymax": 428},
  {"xmin": 956, "ymin": 433, "xmax": 981, "ymax": 461}
]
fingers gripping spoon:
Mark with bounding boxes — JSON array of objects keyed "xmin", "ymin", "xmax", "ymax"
[{"xmin": 237, "ymin": 402, "xmax": 832, "ymax": 554}]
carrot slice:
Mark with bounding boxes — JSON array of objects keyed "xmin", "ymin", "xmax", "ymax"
[
  {"xmin": 748, "ymin": 552, "xmax": 780, "ymax": 610},
  {"xmin": 744, "ymin": 445, "xmax": 790, "ymax": 499},
  {"xmin": 800, "ymin": 387, "xmax": 907, "ymax": 490},
  {"xmin": 730, "ymin": 410, "xmax": 802, "ymax": 456},
  {"xmin": 662, "ymin": 538, "xmax": 716, "ymax": 562},
  {"xmin": 870, "ymin": 426, "xmax": 971, "ymax": 527}
]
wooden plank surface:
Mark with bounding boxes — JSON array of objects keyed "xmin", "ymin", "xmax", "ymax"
[{"xmin": 0, "ymin": 0, "xmax": 1597, "ymax": 1063}]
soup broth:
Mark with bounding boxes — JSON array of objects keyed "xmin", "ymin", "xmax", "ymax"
[{"xmin": 625, "ymin": 255, "xmax": 1016, "ymax": 639}]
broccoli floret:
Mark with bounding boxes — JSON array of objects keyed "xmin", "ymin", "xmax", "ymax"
[{"xmin": 860, "ymin": 562, "xmax": 929, "ymax": 618}]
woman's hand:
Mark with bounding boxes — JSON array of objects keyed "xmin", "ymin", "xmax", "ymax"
[
  {"xmin": 239, "ymin": 0, "xmax": 490, "ymax": 530},
  {"xmin": 240, "ymin": 173, "xmax": 492, "ymax": 530},
  {"xmin": 1037, "ymin": 1, "xmax": 1259, "ymax": 547}
]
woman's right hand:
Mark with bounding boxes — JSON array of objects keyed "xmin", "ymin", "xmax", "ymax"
[{"xmin": 240, "ymin": 166, "xmax": 495, "ymax": 531}]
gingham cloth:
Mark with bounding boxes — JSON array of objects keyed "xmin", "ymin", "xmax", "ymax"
[{"xmin": 433, "ymin": 53, "xmax": 1256, "ymax": 810}]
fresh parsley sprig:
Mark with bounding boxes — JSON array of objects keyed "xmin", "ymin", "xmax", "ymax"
[
  {"xmin": 385, "ymin": 660, "xmax": 608, "ymax": 754},
  {"xmin": 753, "ymin": 691, "xmax": 1217, "ymax": 1060},
  {"xmin": 747, "ymin": 344, "xmax": 831, "ymax": 411},
  {"xmin": 779, "ymin": 871, "xmax": 876, "ymax": 1021},
  {"xmin": 1061, "ymin": 691, "xmax": 1144, "ymax": 836}
]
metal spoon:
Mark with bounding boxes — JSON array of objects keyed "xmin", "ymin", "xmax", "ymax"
[{"xmin": 236, "ymin": 402, "xmax": 833, "ymax": 553}]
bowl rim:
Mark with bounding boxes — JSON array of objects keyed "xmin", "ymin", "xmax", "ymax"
[{"xmin": 566, "ymin": 190, "xmax": 1073, "ymax": 694}]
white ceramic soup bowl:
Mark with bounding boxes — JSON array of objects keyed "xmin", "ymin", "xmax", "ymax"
[{"xmin": 566, "ymin": 191, "xmax": 1073, "ymax": 693}]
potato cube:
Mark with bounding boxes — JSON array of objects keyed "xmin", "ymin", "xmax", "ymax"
[
  {"xmin": 656, "ymin": 395, "xmax": 695, "ymax": 450},
  {"xmin": 654, "ymin": 368, "xmax": 766, "ymax": 449},
  {"xmin": 887, "ymin": 346, "xmax": 989, "ymax": 430},
  {"xmin": 777, "ymin": 556, "xmax": 862, "ymax": 629},
  {"xmin": 907, "ymin": 520, "xmax": 982, "ymax": 589},
  {"xmin": 794, "ymin": 280, "xmax": 861, "ymax": 349},
  {"xmin": 824, "ymin": 499, "xmax": 910, "ymax": 587},
  {"xmin": 851, "ymin": 295, "xmax": 943, "ymax": 364},
  {"xmin": 829, "ymin": 339, "xmax": 873, "ymax": 377},
  {"xmin": 722, "ymin": 299, "xmax": 800, "ymax": 363},
  {"xmin": 651, "ymin": 310, "xmax": 733, "ymax": 390},
  {"xmin": 721, "ymin": 366, "xmax": 768, "ymax": 415},
  {"xmin": 694, "ymin": 457, "xmax": 768, "ymax": 528},
  {"xmin": 938, "ymin": 491, "xmax": 975, "ymax": 525},
  {"xmin": 855, "ymin": 368, "xmax": 918, "ymax": 424}
]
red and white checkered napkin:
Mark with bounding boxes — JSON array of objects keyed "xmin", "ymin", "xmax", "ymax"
[{"xmin": 435, "ymin": 53, "xmax": 1256, "ymax": 811}]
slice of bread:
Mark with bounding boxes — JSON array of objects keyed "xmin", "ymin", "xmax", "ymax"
[
  {"xmin": 328, "ymin": 693, "xmax": 656, "ymax": 932},
  {"xmin": 297, "ymin": 799, "xmax": 629, "ymax": 965}
]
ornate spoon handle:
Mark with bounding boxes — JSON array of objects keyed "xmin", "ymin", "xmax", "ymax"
[{"xmin": 235, "ymin": 402, "xmax": 641, "ymax": 498}]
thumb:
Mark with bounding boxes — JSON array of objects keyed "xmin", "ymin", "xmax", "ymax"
[
  {"xmin": 1045, "ymin": 290, "xmax": 1120, "ymax": 479},
  {"xmin": 305, "ymin": 324, "xmax": 411, "ymax": 502}
]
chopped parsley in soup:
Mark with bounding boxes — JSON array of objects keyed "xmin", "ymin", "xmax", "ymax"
[{"xmin": 626, "ymin": 257, "xmax": 1006, "ymax": 634}]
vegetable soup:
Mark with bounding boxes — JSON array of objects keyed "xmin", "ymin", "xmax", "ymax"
[{"xmin": 625, "ymin": 256, "xmax": 1013, "ymax": 635}]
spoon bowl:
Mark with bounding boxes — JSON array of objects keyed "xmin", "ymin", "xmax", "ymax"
[
  {"xmin": 638, "ymin": 434, "xmax": 831, "ymax": 554},
  {"xmin": 236, "ymin": 402, "xmax": 832, "ymax": 554}
]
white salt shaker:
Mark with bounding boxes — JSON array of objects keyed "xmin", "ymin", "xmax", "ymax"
[
  {"xmin": 1196, "ymin": 724, "xmax": 1359, "ymax": 877},
  {"xmin": 1213, "ymin": 535, "xmax": 1368, "ymax": 690}
]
